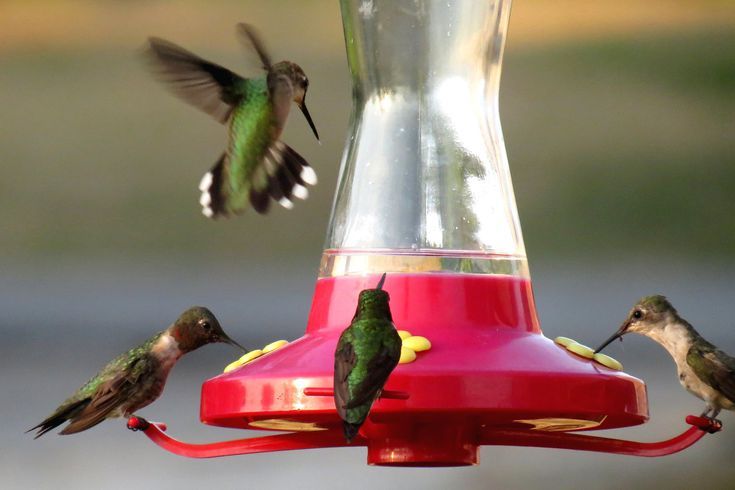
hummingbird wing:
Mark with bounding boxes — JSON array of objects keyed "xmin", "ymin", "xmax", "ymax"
[
  {"xmin": 334, "ymin": 337, "xmax": 356, "ymax": 420},
  {"xmin": 686, "ymin": 342, "xmax": 735, "ymax": 403},
  {"xmin": 237, "ymin": 23, "xmax": 272, "ymax": 70},
  {"xmin": 146, "ymin": 38, "xmax": 247, "ymax": 123},
  {"xmin": 343, "ymin": 342, "xmax": 401, "ymax": 410},
  {"xmin": 60, "ymin": 355, "xmax": 156, "ymax": 435}
]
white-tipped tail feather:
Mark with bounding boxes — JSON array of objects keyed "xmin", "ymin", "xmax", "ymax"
[
  {"xmin": 199, "ymin": 171, "xmax": 215, "ymax": 218},
  {"xmin": 278, "ymin": 197, "xmax": 294, "ymax": 209},
  {"xmin": 300, "ymin": 166, "xmax": 317, "ymax": 186},
  {"xmin": 199, "ymin": 172, "xmax": 213, "ymax": 192},
  {"xmin": 292, "ymin": 183, "xmax": 309, "ymax": 200},
  {"xmin": 199, "ymin": 190, "xmax": 211, "ymax": 207}
]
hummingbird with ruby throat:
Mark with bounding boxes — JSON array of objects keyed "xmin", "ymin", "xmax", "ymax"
[
  {"xmin": 595, "ymin": 295, "xmax": 735, "ymax": 422},
  {"xmin": 29, "ymin": 307, "xmax": 245, "ymax": 438},
  {"xmin": 146, "ymin": 23, "xmax": 320, "ymax": 217},
  {"xmin": 334, "ymin": 274, "xmax": 403, "ymax": 443}
]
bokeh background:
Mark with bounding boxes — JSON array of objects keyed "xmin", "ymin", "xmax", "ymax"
[{"xmin": 2, "ymin": 0, "xmax": 734, "ymax": 488}]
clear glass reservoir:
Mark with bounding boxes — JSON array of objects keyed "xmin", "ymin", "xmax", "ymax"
[{"xmin": 322, "ymin": 0, "xmax": 525, "ymax": 278}]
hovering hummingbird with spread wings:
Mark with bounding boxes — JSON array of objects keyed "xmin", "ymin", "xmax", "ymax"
[
  {"xmin": 29, "ymin": 307, "xmax": 245, "ymax": 438},
  {"xmin": 334, "ymin": 274, "xmax": 403, "ymax": 443},
  {"xmin": 595, "ymin": 295, "xmax": 735, "ymax": 422},
  {"xmin": 146, "ymin": 23, "xmax": 320, "ymax": 218}
]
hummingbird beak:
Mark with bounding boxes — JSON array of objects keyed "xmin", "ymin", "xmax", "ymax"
[
  {"xmin": 298, "ymin": 96, "xmax": 320, "ymax": 142},
  {"xmin": 375, "ymin": 273, "xmax": 387, "ymax": 290},
  {"xmin": 220, "ymin": 333, "xmax": 247, "ymax": 352},
  {"xmin": 594, "ymin": 320, "xmax": 630, "ymax": 354}
]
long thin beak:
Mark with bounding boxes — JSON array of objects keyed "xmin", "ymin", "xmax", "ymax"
[
  {"xmin": 594, "ymin": 321, "xmax": 629, "ymax": 353},
  {"xmin": 299, "ymin": 97, "xmax": 320, "ymax": 142},
  {"xmin": 220, "ymin": 333, "xmax": 247, "ymax": 352},
  {"xmin": 376, "ymin": 273, "xmax": 387, "ymax": 290}
]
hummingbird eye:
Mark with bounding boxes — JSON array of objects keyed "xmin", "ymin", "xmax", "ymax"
[
  {"xmin": 632, "ymin": 310, "xmax": 643, "ymax": 320},
  {"xmin": 200, "ymin": 321, "xmax": 212, "ymax": 331}
]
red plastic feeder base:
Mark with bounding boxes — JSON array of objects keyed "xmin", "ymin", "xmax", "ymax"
[{"xmin": 196, "ymin": 273, "xmax": 651, "ymax": 466}]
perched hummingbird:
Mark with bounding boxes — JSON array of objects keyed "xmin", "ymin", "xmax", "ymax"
[
  {"xmin": 28, "ymin": 307, "xmax": 244, "ymax": 438},
  {"xmin": 146, "ymin": 23, "xmax": 320, "ymax": 217},
  {"xmin": 334, "ymin": 274, "xmax": 402, "ymax": 443},
  {"xmin": 595, "ymin": 295, "xmax": 735, "ymax": 421}
]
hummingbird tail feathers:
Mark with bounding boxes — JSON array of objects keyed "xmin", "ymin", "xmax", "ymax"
[
  {"xmin": 28, "ymin": 399, "xmax": 90, "ymax": 439},
  {"xmin": 200, "ymin": 143, "xmax": 317, "ymax": 217},
  {"xmin": 199, "ymin": 154, "xmax": 228, "ymax": 219},
  {"xmin": 343, "ymin": 421, "xmax": 362, "ymax": 444},
  {"xmin": 248, "ymin": 141, "xmax": 317, "ymax": 214}
]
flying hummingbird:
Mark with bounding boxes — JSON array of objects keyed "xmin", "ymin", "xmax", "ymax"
[
  {"xmin": 595, "ymin": 295, "xmax": 735, "ymax": 421},
  {"xmin": 146, "ymin": 23, "xmax": 320, "ymax": 217},
  {"xmin": 28, "ymin": 307, "xmax": 245, "ymax": 438},
  {"xmin": 334, "ymin": 274, "xmax": 402, "ymax": 443}
]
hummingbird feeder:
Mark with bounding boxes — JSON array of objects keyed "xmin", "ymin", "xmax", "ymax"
[{"xmin": 131, "ymin": 0, "xmax": 720, "ymax": 465}]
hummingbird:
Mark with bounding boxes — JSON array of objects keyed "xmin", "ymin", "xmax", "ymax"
[
  {"xmin": 28, "ymin": 307, "xmax": 245, "ymax": 438},
  {"xmin": 146, "ymin": 23, "xmax": 320, "ymax": 217},
  {"xmin": 595, "ymin": 295, "xmax": 735, "ymax": 422},
  {"xmin": 334, "ymin": 274, "xmax": 402, "ymax": 443}
]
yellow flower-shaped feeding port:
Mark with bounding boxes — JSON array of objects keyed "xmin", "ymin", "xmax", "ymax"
[
  {"xmin": 397, "ymin": 331, "xmax": 432, "ymax": 364},
  {"xmin": 224, "ymin": 340, "xmax": 290, "ymax": 373},
  {"xmin": 553, "ymin": 336, "xmax": 623, "ymax": 371}
]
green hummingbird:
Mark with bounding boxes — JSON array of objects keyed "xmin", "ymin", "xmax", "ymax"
[
  {"xmin": 595, "ymin": 295, "xmax": 735, "ymax": 422},
  {"xmin": 28, "ymin": 307, "xmax": 245, "ymax": 438},
  {"xmin": 334, "ymin": 274, "xmax": 402, "ymax": 443},
  {"xmin": 146, "ymin": 23, "xmax": 319, "ymax": 217}
]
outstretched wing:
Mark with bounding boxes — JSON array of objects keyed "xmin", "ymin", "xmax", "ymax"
[
  {"xmin": 60, "ymin": 356, "xmax": 156, "ymax": 435},
  {"xmin": 237, "ymin": 23, "xmax": 272, "ymax": 70},
  {"xmin": 146, "ymin": 38, "xmax": 247, "ymax": 123},
  {"xmin": 687, "ymin": 342, "xmax": 735, "ymax": 403},
  {"xmin": 334, "ymin": 337, "xmax": 357, "ymax": 420}
]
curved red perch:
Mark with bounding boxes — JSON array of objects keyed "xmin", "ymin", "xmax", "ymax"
[
  {"xmin": 129, "ymin": 417, "xmax": 365, "ymax": 459},
  {"xmin": 129, "ymin": 415, "xmax": 720, "ymax": 460},
  {"xmin": 482, "ymin": 416, "xmax": 721, "ymax": 458}
]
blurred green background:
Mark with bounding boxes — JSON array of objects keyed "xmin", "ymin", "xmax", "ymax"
[
  {"xmin": 1, "ymin": 1, "xmax": 734, "ymax": 489},
  {"xmin": 1, "ymin": 0, "xmax": 732, "ymax": 263}
]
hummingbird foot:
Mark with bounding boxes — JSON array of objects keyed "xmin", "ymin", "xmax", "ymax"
[
  {"xmin": 704, "ymin": 417, "xmax": 723, "ymax": 433},
  {"xmin": 127, "ymin": 416, "xmax": 150, "ymax": 432}
]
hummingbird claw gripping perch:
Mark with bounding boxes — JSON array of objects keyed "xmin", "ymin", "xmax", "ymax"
[
  {"xmin": 127, "ymin": 416, "xmax": 150, "ymax": 432},
  {"xmin": 128, "ymin": 416, "xmax": 167, "ymax": 433},
  {"xmin": 685, "ymin": 415, "xmax": 723, "ymax": 434}
]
